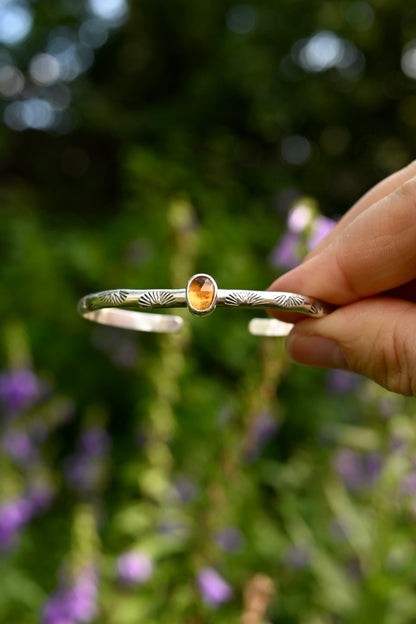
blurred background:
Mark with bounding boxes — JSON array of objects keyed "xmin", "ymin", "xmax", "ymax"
[{"xmin": 1, "ymin": 1, "xmax": 416, "ymax": 622}]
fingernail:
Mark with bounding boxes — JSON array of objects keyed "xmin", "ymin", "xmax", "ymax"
[{"xmin": 286, "ymin": 334, "xmax": 348, "ymax": 369}]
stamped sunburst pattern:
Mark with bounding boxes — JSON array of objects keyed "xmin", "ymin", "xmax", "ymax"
[
  {"xmin": 138, "ymin": 290, "xmax": 177, "ymax": 308},
  {"xmin": 271, "ymin": 293, "xmax": 306, "ymax": 309},
  {"xmin": 97, "ymin": 290, "xmax": 129, "ymax": 306},
  {"xmin": 309, "ymin": 301, "xmax": 324, "ymax": 316},
  {"xmin": 225, "ymin": 291, "xmax": 265, "ymax": 306}
]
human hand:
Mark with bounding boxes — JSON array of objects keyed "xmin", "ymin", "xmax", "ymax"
[{"xmin": 269, "ymin": 161, "xmax": 416, "ymax": 396}]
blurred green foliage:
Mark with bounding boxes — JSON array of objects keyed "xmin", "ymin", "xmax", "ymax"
[{"xmin": 1, "ymin": 1, "xmax": 416, "ymax": 623}]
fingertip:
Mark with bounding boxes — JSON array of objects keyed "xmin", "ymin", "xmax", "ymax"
[{"xmin": 286, "ymin": 332, "xmax": 348, "ymax": 370}]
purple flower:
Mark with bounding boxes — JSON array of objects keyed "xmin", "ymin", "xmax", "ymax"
[
  {"xmin": 116, "ymin": 551, "xmax": 153, "ymax": 585},
  {"xmin": 269, "ymin": 231, "xmax": 301, "ymax": 270},
  {"xmin": 215, "ymin": 527, "xmax": 244, "ymax": 553},
  {"xmin": 365, "ymin": 452, "xmax": 382, "ymax": 482},
  {"xmin": 282, "ymin": 544, "xmax": 311, "ymax": 569},
  {"xmin": 27, "ymin": 484, "xmax": 54, "ymax": 514},
  {"xmin": 0, "ymin": 485, "xmax": 54, "ymax": 549},
  {"xmin": 245, "ymin": 412, "xmax": 279, "ymax": 462},
  {"xmin": 252, "ymin": 412, "xmax": 279, "ymax": 448},
  {"xmin": 0, "ymin": 368, "xmax": 44, "ymax": 414},
  {"xmin": 2, "ymin": 430, "xmax": 36, "ymax": 464},
  {"xmin": 64, "ymin": 428, "xmax": 110, "ymax": 495},
  {"xmin": 0, "ymin": 498, "xmax": 31, "ymax": 547},
  {"xmin": 64, "ymin": 455, "xmax": 105, "ymax": 495},
  {"xmin": 307, "ymin": 215, "xmax": 336, "ymax": 250},
  {"xmin": 197, "ymin": 567, "xmax": 233, "ymax": 607},
  {"xmin": 334, "ymin": 449, "xmax": 382, "ymax": 492},
  {"xmin": 325, "ymin": 370, "xmax": 363, "ymax": 395},
  {"xmin": 334, "ymin": 449, "xmax": 362, "ymax": 491},
  {"xmin": 270, "ymin": 208, "xmax": 336, "ymax": 271},
  {"xmin": 43, "ymin": 566, "xmax": 98, "ymax": 624},
  {"xmin": 79, "ymin": 428, "xmax": 110, "ymax": 456}
]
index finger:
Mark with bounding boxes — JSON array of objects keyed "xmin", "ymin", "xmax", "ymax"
[
  {"xmin": 270, "ymin": 176, "xmax": 416, "ymax": 307},
  {"xmin": 306, "ymin": 159, "xmax": 416, "ymax": 259}
]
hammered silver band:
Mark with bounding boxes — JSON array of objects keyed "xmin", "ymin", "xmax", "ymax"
[{"xmin": 78, "ymin": 273, "xmax": 333, "ymax": 336}]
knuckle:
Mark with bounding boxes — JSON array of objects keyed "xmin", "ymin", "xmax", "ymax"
[
  {"xmin": 333, "ymin": 247, "xmax": 361, "ymax": 299},
  {"xmin": 347, "ymin": 313, "xmax": 416, "ymax": 396},
  {"xmin": 380, "ymin": 321, "xmax": 416, "ymax": 396}
]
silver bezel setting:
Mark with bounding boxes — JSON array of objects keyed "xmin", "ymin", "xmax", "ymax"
[{"xmin": 185, "ymin": 273, "xmax": 218, "ymax": 317}]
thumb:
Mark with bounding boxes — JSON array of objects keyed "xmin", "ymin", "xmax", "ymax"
[{"xmin": 286, "ymin": 297, "xmax": 416, "ymax": 396}]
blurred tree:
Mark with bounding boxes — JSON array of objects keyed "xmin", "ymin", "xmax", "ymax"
[{"xmin": 0, "ymin": 0, "xmax": 415, "ymax": 220}]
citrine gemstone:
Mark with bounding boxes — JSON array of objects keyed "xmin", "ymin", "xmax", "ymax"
[{"xmin": 187, "ymin": 275, "xmax": 216, "ymax": 311}]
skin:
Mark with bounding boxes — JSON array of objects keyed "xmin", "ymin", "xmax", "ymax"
[{"xmin": 269, "ymin": 160, "xmax": 416, "ymax": 396}]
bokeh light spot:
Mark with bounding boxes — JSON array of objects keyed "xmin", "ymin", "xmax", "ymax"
[
  {"xmin": 47, "ymin": 32, "xmax": 93, "ymax": 82},
  {"xmin": 88, "ymin": 0, "xmax": 128, "ymax": 22},
  {"xmin": 401, "ymin": 41, "xmax": 416, "ymax": 79},
  {"xmin": 0, "ymin": 64, "xmax": 24, "ymax": 96},
  {"xmin": 0, "ymin": 1, "xmax": 33, "ymax": 45},
  {"xmin": 29, "ymin": 53, "xmax": 60, "ymax": 86},
  {"xmin": 21, "ymin": 98, "xmax": 55, "ymax": 129},
  {"xmin": 298, "ymin": 30, "xmax": 344, "ymax": 72},
  {"xmin": 295, "ymin": 30, "xmax": 362, "ymax": 77},
  {"xmin": 4, "ymin": 98, "xmax": 55, "ymax": 131},
  {"xmin": 79, "ymin": 17, "xmax": 109, "ymax": 48}
]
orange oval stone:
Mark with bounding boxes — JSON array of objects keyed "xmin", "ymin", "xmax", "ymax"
[{"xmin": 187, "ymin": 275, "xmax": 216, "ymax": 311}]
